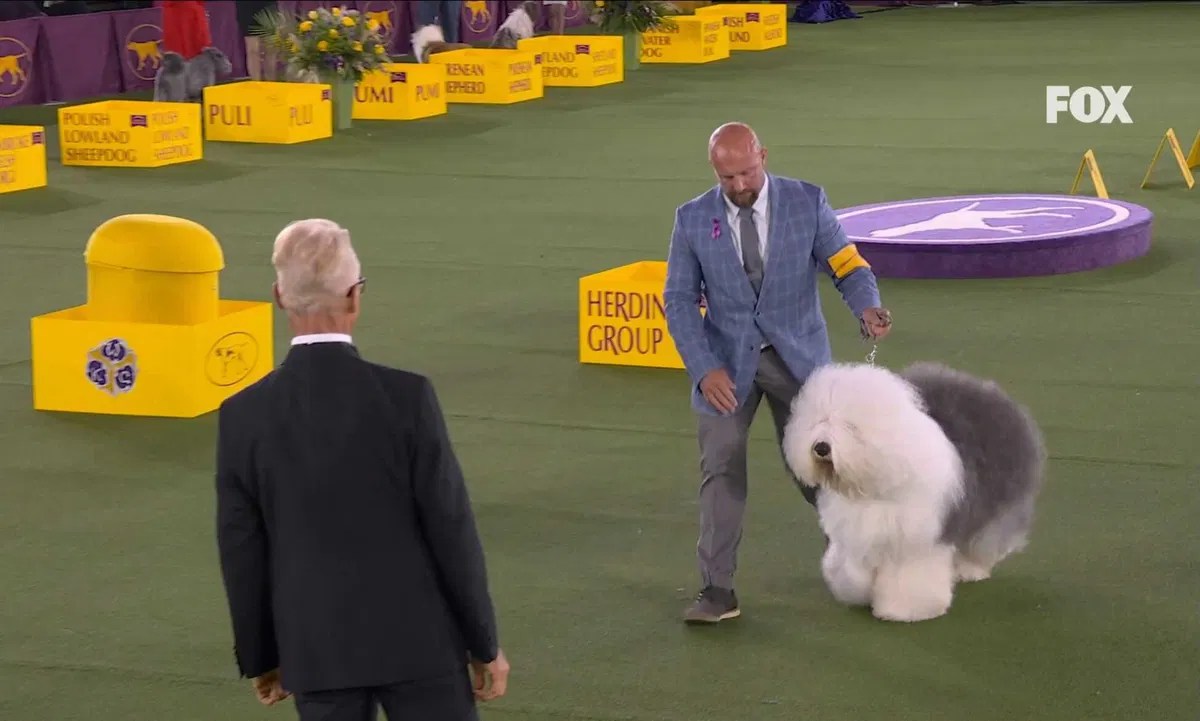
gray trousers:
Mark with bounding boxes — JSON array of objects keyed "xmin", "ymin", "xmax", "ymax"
[{"xmin": 695, "ymin": 347, "xmax": 817, "ymax": 590}]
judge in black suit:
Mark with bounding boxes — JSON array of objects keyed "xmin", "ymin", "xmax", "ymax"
[{"xmin": 215, "ymin": 218, "xmax": 509, "ymax": 720}]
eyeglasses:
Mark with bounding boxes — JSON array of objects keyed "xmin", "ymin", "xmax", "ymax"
[{"xmin": 347, "ymin": 276, "xmax": 366, "ymax": 297}]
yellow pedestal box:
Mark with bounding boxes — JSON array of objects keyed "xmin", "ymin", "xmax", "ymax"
[
  {"xmin": 694, "ymin": 4, "xmax": 788, "ymax": 51},
  {"xmin": 203, "ymin": 81, "xmax": 332, "ymax": 144},
  {"xmin": 578, "ymin": 261, "xmax": 693, "ymax": 370},
  {"xmin": 0, "ymin": 125, "xmax": 47, "ymax": 194},
  {"xmin": 30, "ymin": 214, "xmax": 274, "ymax": 418},
  {"xmin": 517, "ymin": 35, "xmax": 623, "ymax": 87},
  {"xmin": 640, "ymin": 15, "xmax": 730, "ymax": 64},
  {"xmin": 428, "ymin": 49, "xmax": 543, "ymax": 104},
  {"xmin": 353, "ymin": 63, "xmax": 448, "ymax": 121},
  {"xmin": 57, "ymin": 101, "xmax": 202, "ymax": 168}
]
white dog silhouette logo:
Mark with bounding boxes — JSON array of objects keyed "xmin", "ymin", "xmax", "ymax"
[
  {"xmin": 836, "ymin": 195, "xmax": 1134, "ymax": 244},
  {"xmin": 868, "ymin": 202, "xmax": 1083, "ymax": 238}
]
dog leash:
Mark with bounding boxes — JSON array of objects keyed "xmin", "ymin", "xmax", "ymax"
[{"xmin": 860, "ymin": 310, "xmax": 891, "ymax": 367}]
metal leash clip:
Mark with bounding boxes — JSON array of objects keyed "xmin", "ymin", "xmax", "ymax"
[
  {"xmin": 859, "ymin": 319, "xmax": 876, "ymax": 365},
  {"xmin": 860, "ymin": 315, "xmax": 886, "ymax": 367}
]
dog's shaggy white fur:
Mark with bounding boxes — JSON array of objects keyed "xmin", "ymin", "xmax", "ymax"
[{"xmin": 782, "ymin": 361, "xmax": 1045, "ymax": 622}]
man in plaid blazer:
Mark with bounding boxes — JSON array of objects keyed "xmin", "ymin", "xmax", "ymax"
[{"xmin": 663, "ymin": 122, "xmax": 893, "ymax": 625}]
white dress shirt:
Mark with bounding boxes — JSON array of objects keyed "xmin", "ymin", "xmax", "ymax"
[
  {"xmin": 722, "ymin": 173, "xmax": 770, "ymax": 265},
  {"xmin": 291, "ymin": 333, "xmax": 353, "ymax": 345}
]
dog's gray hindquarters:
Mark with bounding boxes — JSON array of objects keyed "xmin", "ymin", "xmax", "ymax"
[{"xmin": 900, "ymin": 361, "xmax": 1046, "ymax": 552}]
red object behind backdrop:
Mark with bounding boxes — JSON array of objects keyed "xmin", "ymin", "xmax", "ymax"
[{"xmin": 156, "ymin": 0, "xmax": 212, "ymax": 59}]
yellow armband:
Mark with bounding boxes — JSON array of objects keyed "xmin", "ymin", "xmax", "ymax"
[{"xmin": 827, "ymin": 244, "xmax": 870, "ymax": 279}]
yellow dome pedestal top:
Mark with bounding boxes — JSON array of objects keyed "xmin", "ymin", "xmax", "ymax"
[
  {"xmin": 84, "ymin": 214, "xmax": 225, "ymax": 326},
  {"xmin": 31, "ymin": 214, "xmax": 274, "ymax": 418}
]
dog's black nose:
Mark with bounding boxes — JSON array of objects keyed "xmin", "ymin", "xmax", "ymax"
[{"xmin": 813, "ymin": 441, "xmax": 831, "ymax": 458}]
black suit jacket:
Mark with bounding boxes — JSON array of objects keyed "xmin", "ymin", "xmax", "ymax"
[{"xmin": 215, "ymin": 341, "xmax": 498, "ymax": 694}]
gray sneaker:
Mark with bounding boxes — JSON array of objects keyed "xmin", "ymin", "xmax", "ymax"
[{"xmin": 683, "ymin": 586, "xmax": 740, "ymax": 624}]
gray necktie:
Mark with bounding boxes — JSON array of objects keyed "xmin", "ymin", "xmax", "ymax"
[{"xmin": 739, "ymin": 206, "xmax": 763, "ymax": 294}]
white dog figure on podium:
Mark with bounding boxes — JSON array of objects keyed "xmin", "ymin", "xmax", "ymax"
[{"xmin": 781, "ymin": 361, "xmax": 1046, "ymax": 622}]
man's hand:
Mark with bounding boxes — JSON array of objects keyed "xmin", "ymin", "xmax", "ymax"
[
  {"xmin": 860, "ymin": 307, "xmax": 893, "ymax": 340},
  {"xmin": 700, "ymin": 368, "xmax": 737, "ymax": 415},
  {"xmin": 251, "ymin": 669, "xmax": 290, "ymax": 706},
  {"xmin": 470, "ymin": 648, "xmax": 510, "ymax": 702}
]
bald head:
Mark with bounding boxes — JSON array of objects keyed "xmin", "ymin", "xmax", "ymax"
[
  {"xmin": 708, "ymin": 122, "xmax": 767, "ymax": 208},
  {"xmin": 708, "ymin": 122, "xmax": 761, "ymax": 157}
]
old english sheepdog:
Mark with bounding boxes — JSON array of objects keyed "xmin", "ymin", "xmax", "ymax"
[{"xmin": 781, "ymin": 361, "xmax": 1045, "ymax": 623}]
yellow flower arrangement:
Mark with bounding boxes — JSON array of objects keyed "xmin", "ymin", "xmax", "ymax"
[{"xmin": 253, "ymin": 4, "xmax": 390, "ymax": 83}]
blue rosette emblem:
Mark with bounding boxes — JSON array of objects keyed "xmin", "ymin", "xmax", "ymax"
[{"xmin": 85, "ymin": 338, "xmax": 138, "ymax": 397}]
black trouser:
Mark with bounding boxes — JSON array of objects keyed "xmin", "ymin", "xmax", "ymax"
[{"xmin": 294, "ymin": 670, "xmax": 477, "ymax": 721}]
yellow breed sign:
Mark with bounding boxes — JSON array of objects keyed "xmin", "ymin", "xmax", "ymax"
[
  {"xmin": 354, "ymin": 63, "xmax": 448, "ymax": 121},
  {"xmin": 429, "ymin": 49, "xmax": 544, "ymax": 104},
  {"xmin": 203, "ymin": 81, "xmax": 332, "ymax": 144},
  {"xmin": 518, "ymin": 35, "xmax": 623, "ymax": 87},
  {"xmin": 578, "ymin": 261, "xmax": 690, "ymax": 370},
  {"xmin": 640, "ymin": 15, "xmax": 730, "ymax": 64},
  {"xmin": 57, "ymin": 101, "xmax": 203, "ymax": 168},
  {"xmin": 696, "ymin": 3, "xmax": 788, "ymax": 51},
  {"xmin": 0, "ymin": 125, "xmax": 48, "ymax": 194}
]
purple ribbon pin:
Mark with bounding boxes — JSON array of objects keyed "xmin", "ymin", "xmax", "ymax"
[{"xmin": 711, "ymin": 218, "xmax": 721, "ymax": 239}]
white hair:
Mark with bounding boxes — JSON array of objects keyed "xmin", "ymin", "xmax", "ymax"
[{"xmin": 271, "ymin": 218, "xmax": 361, "ymax": 314}]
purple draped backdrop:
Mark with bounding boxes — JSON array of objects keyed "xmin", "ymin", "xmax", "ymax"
[
  {"xmin": 40, "ymin": 12, "xmax": 123, "ymax": 103},
  {"xmin": 0, "ymin": 0, "xmax": 588, "ymax": 109}
]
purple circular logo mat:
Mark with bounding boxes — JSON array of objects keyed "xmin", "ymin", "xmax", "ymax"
[{"xmin": 834, "ymin": 194, "xmax": 1153, "ymax": 278}]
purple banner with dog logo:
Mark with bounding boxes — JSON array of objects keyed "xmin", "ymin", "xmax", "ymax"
[
  {"xmin": 460, "ymin": 0, "xmax": 500, "ymax": 43},
  {"xmin": 561, "ymin": 0, "xmax": 591, "ymax": 29},
  {"xmin": 357, "ymin": 0, "xmax": 412, "ymax": 55},
  {"xmin": 110, "ymin": 8, "xmax": 163, "ymax": 94},
  {"xmin": 0, "ymin": 18, "xmax": 43, "ymax": 108}
]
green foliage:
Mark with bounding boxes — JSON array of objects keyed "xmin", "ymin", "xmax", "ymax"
[{"xmin": 586, "ymin": 1, "xmax": 678, "ymax": 34}]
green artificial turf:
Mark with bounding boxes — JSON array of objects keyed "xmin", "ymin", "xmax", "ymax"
[{"xmin": 1, "ymin": 3, "xmax": 1197, "ymax": 720}]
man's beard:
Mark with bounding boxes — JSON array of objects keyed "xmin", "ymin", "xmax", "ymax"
[{"xmin": 726, "ymin": 189, "xmax": 758, "ymax": 208}]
